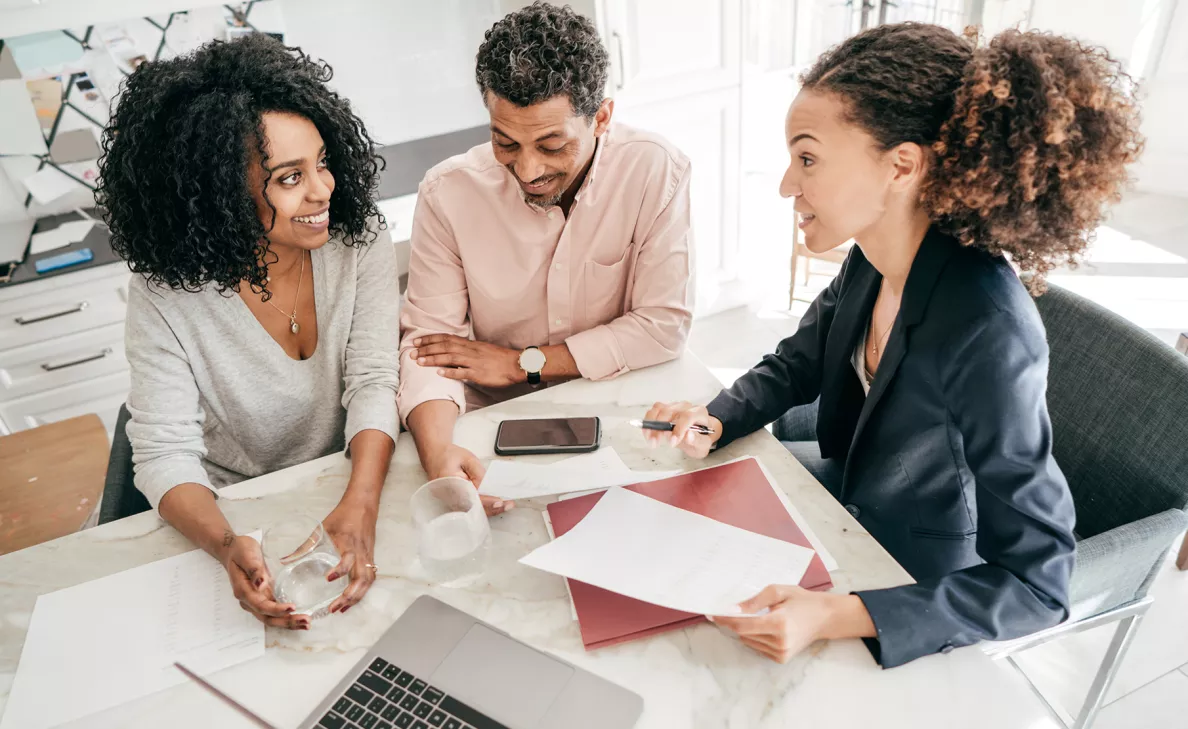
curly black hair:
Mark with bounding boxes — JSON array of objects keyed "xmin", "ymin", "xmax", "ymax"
[
  {"xmin": 97, "ymin": 33, "xmax": 384, "ymax": 299},
  {"xmin": 802, "ymin": 23, "xmax": 1143, "ymax": 290},
  {"xmin": 475, "ymin": 1, "xmax": 608, "ymax": 118}
]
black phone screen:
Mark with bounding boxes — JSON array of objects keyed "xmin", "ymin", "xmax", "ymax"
[{"xmin": 496, "ymin": 417, "xmax": 599, "ymax": 448}]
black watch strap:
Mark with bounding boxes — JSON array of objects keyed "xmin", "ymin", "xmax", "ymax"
[{"xmin": 526, "ymin": 370, "xmax": 541, "ymax": 385}]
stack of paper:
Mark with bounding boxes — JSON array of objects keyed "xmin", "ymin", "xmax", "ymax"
[
  {"xmin": 29, "ymin": 219, "xmax": 94, "ymax": 255},
  {"xmin": 520, "ymin": 487, "xmax": 816, "ymax": 617},
  {"xmin": 478, "ymin": 446, "xmax": 681, "ymax": 500},
  {"xmin": 1, "ymin": 544, "xmax": 265, "ymax": 729}
]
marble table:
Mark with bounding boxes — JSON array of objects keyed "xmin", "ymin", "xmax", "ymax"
[{"xmin": 0, "ymin": 355, "xmax": 1058, "ymax": 729}]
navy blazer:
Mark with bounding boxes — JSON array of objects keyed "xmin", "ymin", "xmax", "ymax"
[{"xmin": 707, "ymin": 228, "xmax": 1077, "ymax": 668}]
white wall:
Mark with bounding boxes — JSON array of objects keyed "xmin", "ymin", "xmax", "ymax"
[
  {"xmin": 1008, "ymin": 0, "xmax": 1187, "ymax": 197},
  {"xmin": 279, "ymin": 0, "xmax": 504, "ymax": 145},
  {"xmin": 0, "ymin": 0, "xmax": 225, "ymax": 38},
  {"xmin": 1131, "ymin": 0, "xmax": 1188, "ymax": 196}
]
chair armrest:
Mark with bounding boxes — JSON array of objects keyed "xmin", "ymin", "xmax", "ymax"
[{"xmin": 1068, "ymin": 508, "xmax": 1188, "ymax": 621}]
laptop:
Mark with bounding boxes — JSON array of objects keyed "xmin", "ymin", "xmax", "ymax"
[{"xmin": 181, "ymin": 595, "xmax": 643, "ymax": 729}]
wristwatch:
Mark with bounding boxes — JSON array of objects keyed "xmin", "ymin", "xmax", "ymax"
[{"xmin": 518, "ymin": 346, "xmax": 546, "ymax": 385}]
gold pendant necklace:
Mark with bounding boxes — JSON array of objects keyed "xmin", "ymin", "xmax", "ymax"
[{"xmin": 263, "ymin": 251, "xmax": 304, "ymax": 334}]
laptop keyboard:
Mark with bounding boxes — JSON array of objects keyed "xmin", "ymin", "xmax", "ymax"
[{"xmin": 316, "ymin": 656, "xmax": 509, "ymax": 729}]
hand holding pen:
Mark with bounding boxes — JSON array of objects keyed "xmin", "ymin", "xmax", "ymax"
[{"xmin": 635, "ymin": 402, "xmax": 723, "ymax": 459}]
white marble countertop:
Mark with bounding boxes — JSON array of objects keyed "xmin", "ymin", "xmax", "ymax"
[{"xmin": 0, "ymin": 355, "xmax": 1057, "ymax": 729}]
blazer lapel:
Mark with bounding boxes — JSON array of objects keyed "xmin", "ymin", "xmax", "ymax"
[
  {"xmin": 844, "ymin": 228, "xmax": 960, "ymax": 475},
  {"xmin": 816, "ymin": 248, "xmax": 880, "ymax": 460}
]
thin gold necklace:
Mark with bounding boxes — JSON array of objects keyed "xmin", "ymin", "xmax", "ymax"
[
  {"xmin": 263, "ymin": 251, "xmax": 304, "ymax": 335},
  {"xmin": 870, "ymin": 282, "xmax": 897, "ymax": 358},
  {"xmin": 871, "ymin": 314, "xmax": 895, "ymax": 358}
]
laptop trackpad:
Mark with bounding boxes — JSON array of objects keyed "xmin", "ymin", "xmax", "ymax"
[{"xmin": 431, "ymin": 624, "xmax": 574, "ymax": 728}]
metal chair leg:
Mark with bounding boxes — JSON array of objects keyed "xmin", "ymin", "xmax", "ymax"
[
  {"xmin": 1071, "ymin": 611, "xmax": 1145, "ymax": 729},
  {"xmin": 996, "ymin": 598, "xmax": 1152, "ymax": 729}
]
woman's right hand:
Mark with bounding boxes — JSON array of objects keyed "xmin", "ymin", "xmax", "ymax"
[
  {"xmin": 641, "ymin": 401, "xmax": 723, "ymax": 459},
  {"xmin": 222, "ymin": 534, "xmax": 310, "ymax": 630}
]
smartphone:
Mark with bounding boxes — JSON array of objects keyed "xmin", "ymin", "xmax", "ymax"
[{"xmin": 494, "ymin": 417, "xmax": 601, "ymax": 456}]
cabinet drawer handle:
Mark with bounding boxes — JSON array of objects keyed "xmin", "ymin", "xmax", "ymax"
[
  {"xmin": 41, "ymin": 347, "xmax": 113, "ymax": 372},
  {"xmin": 15, "ymin": 301, "xmax": 90, "ymax": 325}
]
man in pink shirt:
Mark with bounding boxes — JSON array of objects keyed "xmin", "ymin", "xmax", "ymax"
[{"xmin": 399, "ymin": 2, "xmax": 694, "ymax": 504}]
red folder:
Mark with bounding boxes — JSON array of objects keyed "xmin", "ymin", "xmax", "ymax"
[{"xmin": 546, "ymin": 456, "xmax": 833, "ymax": 650}]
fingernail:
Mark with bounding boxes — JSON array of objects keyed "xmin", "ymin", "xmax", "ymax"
[
  {"xmin": 286, "ymin": 607, "xmax": 295, "ymax": 613},
  {"xmin": 437, "ymin": 369, "xmax": 445, "ymax": 375},
  {"xmin": 341, "ymin": 605, "xmax": 350, "ymax": 613},
  {"xmin": 504, "ymin": 502, "xmax": 515, "ymax": 511},
  {"xmin": 255, "ymin": 578, "xmax": 263, "ymax": 588},
  {"xmin": 326, "ymin": 573, "xmax": 337, "ymax": 582},
  {"xmin": 493, "ymin": 501, "xmax": 503, "ymax": 509},
  {"xmin": 706, "ymin": 615, "xmax": 716, "ymax": 623},
  {"xmin": 670, "ymin": 435, "xmax": 678, "ymax": 446}
]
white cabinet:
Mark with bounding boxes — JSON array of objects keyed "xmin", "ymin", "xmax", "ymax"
[
  {"xmin": 613, "ymin": 87, "xmax": 741, "ymax": 282},
  {"xmin": 0, "ymin": 371, "xmax": 131, "ymax": 435},
  {"xmin": 0, "ymin": 272, "xmax": 129, "ymax": 351},
  {"xmin": 0, "ymin": 263, "xmax": 130, "ymax": 437},
  {"xmin": 602, "ymin": 0, "xmax": 741, "ymax": 104},
  {"xmin": 0, "ymin": 322, "xmax": 128, "ymax": 403},
  {"xmin": 599, "ymin": 0, "xmax": 744, "ymax": 314}
]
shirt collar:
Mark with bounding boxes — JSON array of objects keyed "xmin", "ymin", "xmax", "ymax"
[{"xmin": 573, "ymin": 125, "xmax": 610, "ymax": 203}]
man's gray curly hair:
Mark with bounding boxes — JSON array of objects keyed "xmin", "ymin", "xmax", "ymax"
[{"xmin": 475, "ymin": 2, "xmax": 609, "ymax": 119}]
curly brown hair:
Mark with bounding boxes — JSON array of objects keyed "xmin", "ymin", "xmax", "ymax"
[
  {"xmin": 475, "ymin": 1, "xmax": 608, "ymax": 118},
  {"xmin": 801, "ymin": 23, "xmax": 1144, "ymax": 289}
]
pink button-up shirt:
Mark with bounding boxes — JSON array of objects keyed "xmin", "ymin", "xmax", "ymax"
[{"xmin": 397, "ymin": 122, "xmax": 694, "ymax": 422}]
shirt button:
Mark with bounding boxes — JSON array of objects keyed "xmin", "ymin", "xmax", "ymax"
[
  {"xmin": 554, "ymin": 263, "xmax": 562, "ymax": 270},
  {"xmin": 547, "ymin": 211, "xmax": 556, "ymax": 220},
  {"xmin": 940, "ymin": 642, "xmax": 954, "ymax": 654},
  {"xmin": 844, "ymin": 504, "xmax": 861, "ymax": 519},
  {"xmin": 555, "ymin": 319, "xmax": 562, "ymax": 326}
]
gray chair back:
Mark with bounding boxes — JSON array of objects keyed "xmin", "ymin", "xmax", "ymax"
[
  {"xmin": 1035, "ymin": 284, "xmax": 1188, "ymax": 540},
  {"xmin": 98, "ymin": 404, "xmax": 150, "ymax": 524}
]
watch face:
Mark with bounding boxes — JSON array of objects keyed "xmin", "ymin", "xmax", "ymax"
[{"xmin": 520, "ymin": 348, "xmax": 546, "ymax": 372}]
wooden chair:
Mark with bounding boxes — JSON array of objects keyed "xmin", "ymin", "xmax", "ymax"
[
  {"xmin": 0, "ymin": 414, "xmax": 109, "ymax": 555},
  {"xmin": 788, "ymin": 222, "xmax": 852, "ymax": 306}
]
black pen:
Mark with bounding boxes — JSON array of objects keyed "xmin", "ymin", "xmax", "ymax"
[{"xmin": 629, "ymin": 418, "xmax": 715, "ymax": 436}]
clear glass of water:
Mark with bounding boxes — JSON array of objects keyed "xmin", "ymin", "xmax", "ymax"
[
  {"xmin": 412, "ymin": 477, "xmax": 491, "ymax": 587},
  {"xmin": 261, "ymin": 516, "xmax": 348, "ymax": 617}
]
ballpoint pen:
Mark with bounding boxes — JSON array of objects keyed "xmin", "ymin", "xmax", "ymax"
[{"xmin": 628, "ymin": 418, "xmax": 715, "ymax": 436}]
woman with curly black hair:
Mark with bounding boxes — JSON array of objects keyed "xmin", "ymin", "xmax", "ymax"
[
  {"xmin": 644, "ymin": 23, "xmax": 1143, "ymax": 667},
  {"xmin": 98, "ymin": 34, "xmax": 399, "ymax": 628}
]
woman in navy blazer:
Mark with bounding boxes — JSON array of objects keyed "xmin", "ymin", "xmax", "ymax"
[{"xmin": 644, "ymin": 23, "xmax": 1143, "ymax": 668}]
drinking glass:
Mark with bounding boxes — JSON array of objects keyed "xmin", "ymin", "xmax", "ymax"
[
  {"xmin": 261, "ymin": 516, "xmax": 348, "ymax": 617},
  {"xmin": 412, "ymin": 477, "xmax": 491, "ymax": 587}
]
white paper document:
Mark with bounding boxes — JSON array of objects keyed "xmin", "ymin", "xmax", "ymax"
[
  {"xmin": 520, "ymin": 487, "xmax": 816, "ymax": 617},
  {"xmin": 29, "ymin": 219, "xmax": 94, "ymax": 254},
  {"xmin": 479, "ymin": 446, "xmax": 681, "ymax": 500},
  {"xmin": 21, "ymin": 165, "xmax": 78, "ymax": 205},
  {"xmin": 1, "ymin": 543, "xmax": 265, "ymax": 729}
]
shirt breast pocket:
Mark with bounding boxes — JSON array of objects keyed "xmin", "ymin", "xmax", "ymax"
[{"xmin": 582, "ymin": 247, "xmax": 633, "ymax": 325}]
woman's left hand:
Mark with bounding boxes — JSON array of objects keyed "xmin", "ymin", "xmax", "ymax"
[
  {"xmin": 321, "ymin": 497, "xmax": 379, "ymax": 614},
  {"xmin": 710, "ymin": 585, "xmax": 875, "ymax": 664}
]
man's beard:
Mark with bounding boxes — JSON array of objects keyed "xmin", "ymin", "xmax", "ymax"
[
  {"xmin": 520, "ymin": 187, "xmax": 565, "ymax": 210},
  {"xmin": 513, "ymin": 171, "xmax": 566, "ymax": 210}
]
